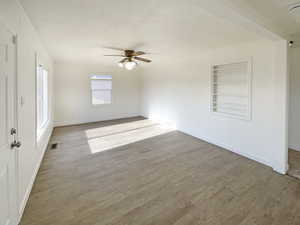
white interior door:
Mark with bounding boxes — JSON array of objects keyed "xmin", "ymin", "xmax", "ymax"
[{"xmin": 0, "ymin": 24, "xmax": 18, "ymax": 225}]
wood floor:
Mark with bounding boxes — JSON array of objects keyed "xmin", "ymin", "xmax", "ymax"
[
  {"xmin": 288, "ymin": 149, "xmax": 300, "ymax": 179},
  {"xmin": 20, "ymin": 117, "xmax": 300, "ymax": 225}
]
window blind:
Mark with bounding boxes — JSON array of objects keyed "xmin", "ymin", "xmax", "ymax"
[{"xmin": 90, "ymin": 75, "xmax": 112, "ymax": 105}]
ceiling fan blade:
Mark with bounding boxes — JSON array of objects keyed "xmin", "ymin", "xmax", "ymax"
[
  {"xmin": 119, "ymin": 58, "xmax": 128, "ymax": 63},
  {"xmin": 104, "ymin": 55, "xmax": 125, "ymax": 57},
  {"xmin": 102, "ymin": 46, "xmax": 125, "ymax": 51},
  {"xmin": 134, "ymin": 56, "xmax": 151, "ymax": 63},
  {"xmin": 133, "ymin": 51, "xmax": 146, "ymax": 56}
]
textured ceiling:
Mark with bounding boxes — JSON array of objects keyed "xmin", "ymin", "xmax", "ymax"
[
  {"xmin": 221, "ymin": 0, "xmax": 300, "ymax": 39},
  {"xmin": 19, "ymin": 0, "xmax": 287, "ymax": 64}
]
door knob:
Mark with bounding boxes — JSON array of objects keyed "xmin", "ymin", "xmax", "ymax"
[{"xmin": 11, "ymin": 140, "xmax": 21, "ymax": 149}]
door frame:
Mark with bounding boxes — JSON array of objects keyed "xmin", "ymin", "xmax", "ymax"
[
  {"xmin": 12, "ymin": 34, "xmax": 21, "ymax": 223},
  {"xmin": 0, "ymin": 20, "xmax": 19, "ymax": 225}
]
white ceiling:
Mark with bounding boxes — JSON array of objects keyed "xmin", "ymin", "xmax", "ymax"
[
  {"xmin": 18, "ymin": 0, "xmax": 299, "ymax": 64},
  {"xmin": 220, "ymin": 0, "xmax": 300, "ymax": 39}
]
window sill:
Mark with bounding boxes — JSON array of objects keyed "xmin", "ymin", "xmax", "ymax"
[{"xmin": 92, "ymin": 103, "xmax": 112, "ymax": 106}]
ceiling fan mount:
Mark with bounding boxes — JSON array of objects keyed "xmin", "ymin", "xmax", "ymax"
[{"xmin": 124, "ymin": 49, "xmax": 135, "ymax": 57}]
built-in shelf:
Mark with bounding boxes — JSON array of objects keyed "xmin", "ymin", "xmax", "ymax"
[{"xmin": 211, "ymin": 59, "xmax": 252, "ymax": 120}]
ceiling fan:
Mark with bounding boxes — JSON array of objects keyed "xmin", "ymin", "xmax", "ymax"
[{"xmin": 104, "ymin": 49, "xmax": 152, "ymax": 70}]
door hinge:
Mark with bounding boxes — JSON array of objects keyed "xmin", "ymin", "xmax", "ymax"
[
  {"xmin": 12, "ymin": 35, "xmax": 17, "ymax": 45},
  {"xmin": 11, "ymin": 128, "xmax": 17, "ymax": 135}
]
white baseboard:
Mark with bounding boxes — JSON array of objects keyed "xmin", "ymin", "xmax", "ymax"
[
  {"xmin": 183, "ymin": 130, "xmax": 289, "ymax": 174},
  {"xmin": 185, "ymin": 131, "xmax": 272, "ymax": 166},
  {"xmin": 289, "ymin": 144, "xmax": 300, "ymax": 152},
  {"xmin": 54, "ymin": 113, "xmax": 141, "ymax": 127},
  {"xmin": 138, "ymin": 114, "xmax": 288, "ymax": 174},
  {"xmin": 273, "ymin": 162, "xmax": 289, "ymax": 175},
  {"xmin": 17, "ymin": 126, "xmax": 53, "ymax": 223}
]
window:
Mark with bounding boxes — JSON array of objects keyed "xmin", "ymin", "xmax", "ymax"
[
  {"xmin": 211, "ymin": 60, "xmax": 251, "ymax": 120},
  {"xmin": 37, "ymin": 65, "xmax": 49, "ymax": 137},
  {"xmin": 90, "ymin": 75, "xmax": 112, "ymax": 105}
]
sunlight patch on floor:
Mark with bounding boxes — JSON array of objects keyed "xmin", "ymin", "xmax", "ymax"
[
  {"xmin": 85, "ymin": 119, "xmax": 159, "ymax": 139},
  {"xmin": 85, "ymin": 119, "xmax": 175, "ymax": 154}
]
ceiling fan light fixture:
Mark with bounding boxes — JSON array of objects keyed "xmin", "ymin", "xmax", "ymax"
[
  {"xmin": 104, "ymin": 48, "xmax": 150, "ymax": 69},
  {"xmin": 124, "ymin": 61, "xmax": 137, "ymax": 70}
]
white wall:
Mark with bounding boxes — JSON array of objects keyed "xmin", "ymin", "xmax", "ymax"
[
  {"xmin": 140, "ymin": 39, "xmax": 288, "ymax": 174},
  {"xmin": 289, "ymin": 47, "xmax": 300, "ymax": 151},
  {"xmin": 54, "ymin": 62, "xmax": 140, "ymax": 126},
  {"xmin": 0, "ymin": 0, "xmax": 54, "ymax": 222}
]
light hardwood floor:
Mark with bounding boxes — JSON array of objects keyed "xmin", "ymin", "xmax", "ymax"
[{"xmin": 20, "ymin": 117, "xmax": 300, "ymax": 225}]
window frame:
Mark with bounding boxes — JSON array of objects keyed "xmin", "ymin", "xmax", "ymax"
[
  {"xmin": 210, "ymin": 58, "xmax": 252, "ymax": 121},
  {"xmin": 90, "ymin": 75, "xmax": 113, "ymax": 106},
  {"xmin": 36, "ymin": 56, "xmax": 50, "ymax": 141}
]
